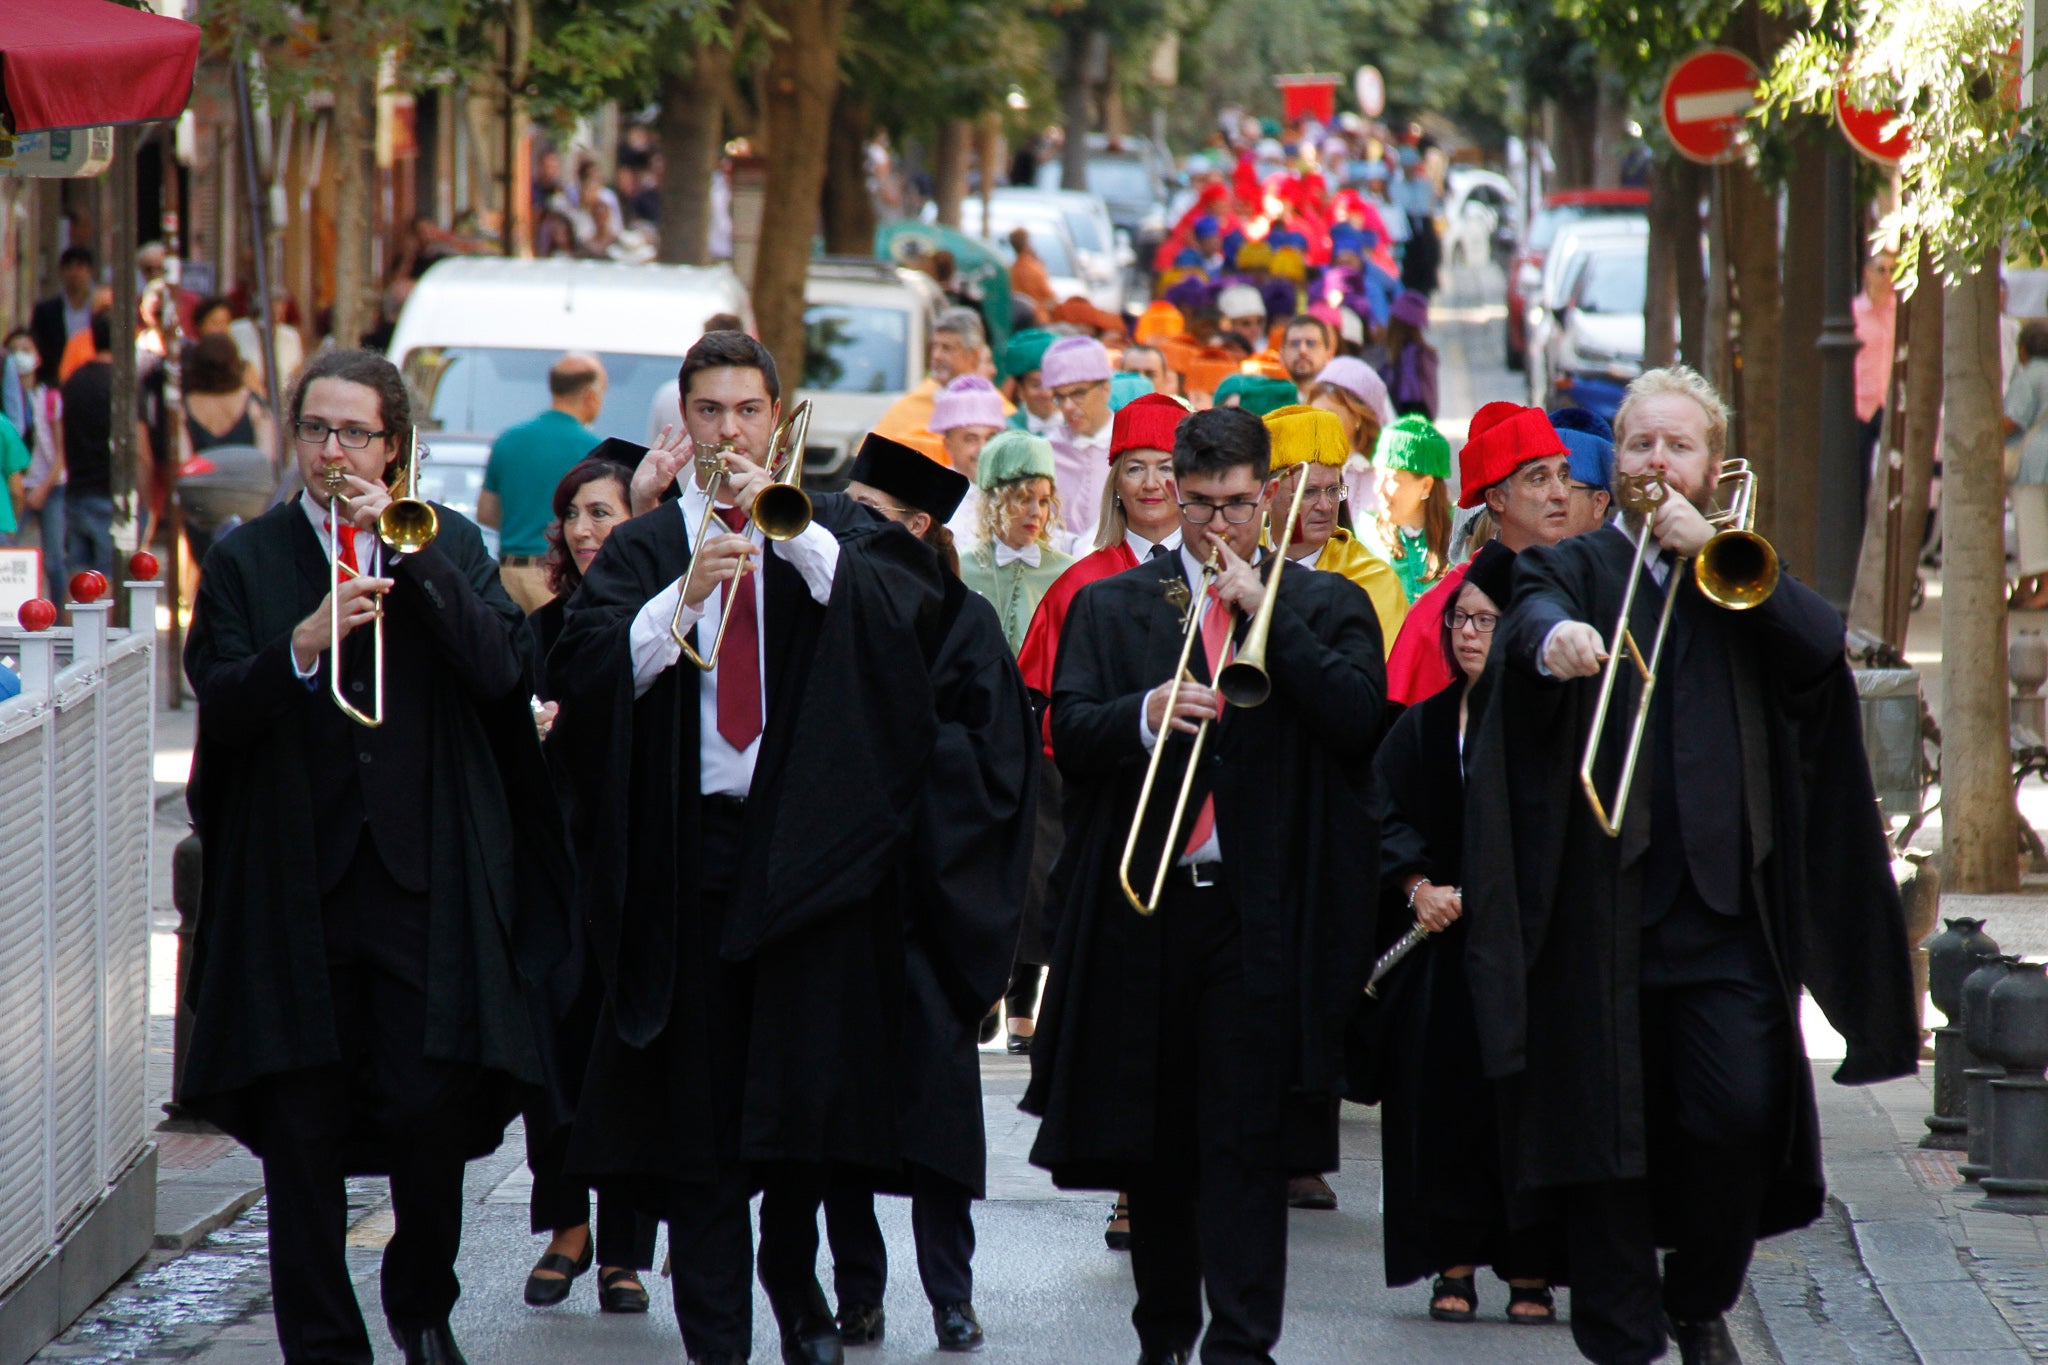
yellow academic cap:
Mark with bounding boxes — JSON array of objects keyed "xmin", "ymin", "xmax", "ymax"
[{"xmin": 1263, "ymin": 404, "xmax": 1350, "ymax": 470}]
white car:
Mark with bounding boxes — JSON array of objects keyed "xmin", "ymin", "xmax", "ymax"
[
  {"xmin": 952, "ymin": 198, "xmax": 1097, "ymax": 312},
  {"xmin": 1525, "ymin": 217, "xmax": 1647, "ymax": 406},
  {"xmin": 1539, "ymin": 239, "xmax": 1647, "ymax": 421},
  {"xmin": 1443, "ymin": 167, "xmax": 1518, "ymax": 267},
  {"xmin": 993, "ymin": 187, "xmax": 1129, "ymax": 311}
]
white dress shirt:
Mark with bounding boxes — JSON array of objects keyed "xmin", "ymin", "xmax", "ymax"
[
  {"xmin": 1125, "ymin": 527, "xmax": 1183, "ymax": 561},
  {"xmin": 627, "ymin": 482, "xmax": 841, "ymax": 796},
  {"xmin": 1135, "ymin": 544, "xmax": 1238, "ymax": 865},
  {"xmin": 293, "ymin": 492, "xmax": 384, "ymax": 683},
  {"xmin": 1050, "ymin": 418, "xmax": 1111, "ymax": 541}
]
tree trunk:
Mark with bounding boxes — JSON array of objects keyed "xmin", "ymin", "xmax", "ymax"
[
  {"xmin": 330, "ymin": 67, "xmax": 375, "ymax": 348},
  {"xmin": 1644, "ymin": 155, "xmax": 1684, "ymax": 368},
  {"xmin": 1671, "ymin": 159, "xmax": 1706, "ymax": 369},
  {"xmin": 1702, "ymin": 169, "xmax": 1732, "ymax": 397},
  {"xmin": 1725, "ymin": 160, "xmax": 1781, "ymax": 538},
  {"xmin": 1546, "ymin": 96, "xmax": 1598, "ymax": 189},
  {"xmin": 821, "ymin": 90, "xmax": 876, "ymax": 254},
  {"xmin": 1941, "ymin": 249, "xmax": 2017, "ymax": 893},
  {"xmin": 1774, "ymin": 121, "xmax": 1826, "ymax": 577},
  {"xmin": 933, "ymin": 120, "xmax": 969, "ymax": 229},
  {"xmin": 1060, "ymin": 25, "xmax": 1094, "ymax": 193},
  {"xmin": 1848, "ymin": 252, "xmax": 1943, "ymax": 639},
  {"xmin": 754, "ymin": 0, "xmax": 850, "ymax": 385},
  {"xmin": 658, "ymin": 42, "xmax": 728, "ymax": 265}
]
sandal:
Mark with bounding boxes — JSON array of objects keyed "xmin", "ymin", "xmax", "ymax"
[
  {"xmin": 598, "ymin": 1266, "xmax": 650, "ymax": 1313},
  {"xmin": 1104, "ymin": 1197, "xmax": 1131, "ymax": 1251},
  {"xmin": 1507, "ymin": 1282, "xmax": 1555, "ymax": 1324},
  {"xmin": 523, "ymin": 1234, "xmax": 594, "ymax": 1306},
  {"xmin": 1428, "ymin": 1273, "xmax": 1477, "ymax": 1322}
]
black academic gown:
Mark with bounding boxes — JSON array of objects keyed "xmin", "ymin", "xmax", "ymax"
[
  {"xmin": 547, "ymin": 492, "xmax": 950, "ymax": 1186},
  {"xmin": 891, "ymin": 580, "xmax": 1038, "ymax": 1194},
  {"xmin": 179, "ymin": 500, "xmax": 569, "ymax": 1165},
  {"xmin": 1462, "ymin": 524, "xmax": 1919, "ymax": 1238},
  {"xmin": 1021, "ymin": 555, "xmax": 1385, "ymax": 1187}
]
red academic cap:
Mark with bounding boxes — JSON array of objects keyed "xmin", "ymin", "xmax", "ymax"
[
  {"xmin": 1110, "ymin": 392, "xmax": 1192, "ymax": 459},
  {"xmin": 1457, "ymin": 402, "xmax": 1568, "ymax": 508}
]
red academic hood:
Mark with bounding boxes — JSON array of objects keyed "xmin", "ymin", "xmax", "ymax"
[{"xmin": 0, "ymin": 0, "xmax": 200, "ymax": 135}]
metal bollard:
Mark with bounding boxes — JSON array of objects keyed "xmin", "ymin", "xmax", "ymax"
[
  {"xmin": 1976, "ymin": 959, "xmax": 2048, "ymax": 1214},
  {"xmin": 1960, "ymin": 955, "xmax": 2020, "ymax": 1183},
  {"xmin": 1922, "ymin": 916, "xmax": 2000, "ymax": 1150}
]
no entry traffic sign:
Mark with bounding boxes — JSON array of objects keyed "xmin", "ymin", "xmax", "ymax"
[
  {"xmin": 1660, "ymin": 48, "xmax": 1764, "ymax": 165},
  {"xmin": 1835, "ymin": 87, "xmax": 1909, "ymax": 167}
]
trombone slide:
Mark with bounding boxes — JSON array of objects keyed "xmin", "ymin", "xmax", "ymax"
[{"xmin": 1117, "ymin": 560, "xmax": 1219, "ymax": 916}]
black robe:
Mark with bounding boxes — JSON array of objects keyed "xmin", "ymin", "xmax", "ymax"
[
  {"xmin": 546, "ymin": 492, "xmax": 951, "ymax": 1184},
  {"xmin": 1021, "ymin": 555, "xmax": 1385, "ymax": 1187},
  {"xmin": 891, "ymin": 580, "xmax": 1039, "ymax": 1194},
  {"xmin": 1463, "ymin": 525, "xmax": 1919, "ymax": 1238},
  {"xmin": 179, "ymin": 500, "xmax": 569, "ymax": 1164}
]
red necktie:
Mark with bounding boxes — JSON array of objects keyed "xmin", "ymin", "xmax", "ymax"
[
  {"xmin": 1182, "ymin": 588, "xmax": 1232, "ymax": 858},
  {"xmin": 712, "ymin": 506, "xmax": 762, "ymax": 751},
  {"xmin": 328, "ymin": 506, "xmax": 359, "ymax": 575}
]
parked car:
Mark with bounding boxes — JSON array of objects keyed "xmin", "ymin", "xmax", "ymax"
[
  {"xmin": 1033, "ymin": 134, "xmax": 1173, "ymax": 261},
  {"xmin": 1537, "ymin": 239, "xmax": 1648, "ymax": 422},
  {"xmin": 1443, "ymin": 167, "xmax": 1518, "ymax": 268},
  {"xmin": 1526, "ymin": 216, "xmax": 1649, "ymax": 405},
  {"xmin": 994, "ymin": 186, "xmax": 1130, "ymax": 309},
  {"xmin": 1504, "ymin": 188, "xmax": 1649, "ymax": 371},
  {"xmin": 641, "ymin": 259, "xmax": 943, "ymax": 487},
  {"xmin": 954, "ymin": 197, "xmax": 1097, "ymax": 311}
]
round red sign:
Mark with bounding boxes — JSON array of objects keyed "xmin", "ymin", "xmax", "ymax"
[
  {"xmin": 1835, "ymin": 87, "xmax": 1909, "ymax": 167},
  {"xmin": 1660, "ymin": 48, "xmax": 1764, "ymax": 166}
]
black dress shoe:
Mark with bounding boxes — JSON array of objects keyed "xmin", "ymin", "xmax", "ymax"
[
  {"xmin": 390, "ymin": 1322, "xmax": 469, "ymax": 1365},
  {"xmin": 1286, "ymin": 1174, "xmax": 1338, "ymax": 1210},
  {"xmin": 933, "ymin": 1302, "xmax": 984, "ymax": 1351},
  {"xmin": 688, "ymin": 1356, "xmax": 746, "ymax": 1365},
  {"xmin": 1669, "ymin": 1314, "xmax": 1741, "ymax": 1365},
  {"xmin": 522, "ymin": 1235, "xmax": 594, "ymax": 1305},
  {"xmin": 837, "ymin": 1300, "xmax": 885, "ymax": 1345},
  {"xmin": 1006, "ymin": 1032, "xmax": 1032, "ymax": 1055},
  {"xmin": 1136, "ymin": 1352, "xmax": 1189, "ymax": 1365},
  {"xmin": 598, "ymin": 1266, "xmax": 650, "ymax": 1313}
]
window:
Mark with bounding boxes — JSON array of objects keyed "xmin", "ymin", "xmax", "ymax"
[
  {"xmin": 802, "ymin": 304, "xmax": 912, "ymax": 393},
  {"xmin": 402, "ymin": 347, "xmax": 680, "ymax": 443},
  {"xmin": 1576, "ymin": 250, "xmax": 1648, "ymax": 316}
]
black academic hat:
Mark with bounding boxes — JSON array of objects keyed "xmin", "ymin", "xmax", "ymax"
[
  {"xmin": 588, "ymin": 436, "xmax": 649, "ymax": 466},
  {"xmin": 1462, "ymin": 539, "xmax": 1518, "ymax": 609},
  {"xmin": 848, "ymin": 433, "xmax": 971, "ymax": 523}
]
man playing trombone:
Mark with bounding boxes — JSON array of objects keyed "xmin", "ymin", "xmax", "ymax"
[
  {"xmin": 1022, "ymin": 405, "xmax": 1385, "ymax": 1365},
  {"xmin": 1464, "ymin": 366, "xmax": 1919, "ymax": 1365},
  {"xmin": 181, "ymin": 349, "xmax": 567, "ymax": 1365}
]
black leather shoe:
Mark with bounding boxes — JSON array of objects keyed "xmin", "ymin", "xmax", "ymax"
[
  {"xmin": 598, "ymin": 1266, "xmax": 650, "ymax": 1313},
  {"xmin": 1669, "ymin": 1314, "xmax": 1741, "ymax": 1365},
  {"xmin": 1287, "ymin": 1174, "xmax": 1338, "ymax": 1210},
  {"xmin": 781, "ymin": 1325, "xmax": 843, "ymax": 1365},
  {"xmin": 522, "ymin": 1234, "xmax": 594, "ymax": 1305},
  {"xmin": 688, "ymin": 1356, "xmax": 746, "ymax": 1365},
  {"xmin": 391, "ymin": 1322, "xmax": 469, "ymax": 1365},
  {"xmin": 1136, "ymin": 1352, "xmax": 1189, "ymax": 1365},
  {"xmin": 1006, "ymin": 1032, "xmax": 1032, "ymax": 1055},
  {"xmin": 837, "ymin": 1301, "xmax": 885, "ymax": 1345},
  {"xmin": 933, "ymin": 1302, "xmax": 984, "ymax": 1351}
]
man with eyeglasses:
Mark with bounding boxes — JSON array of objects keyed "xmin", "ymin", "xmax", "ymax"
[
  {"xmin": 1550, "ymin": 406, "xmax": 1616, "ymax": 539},
  {"xmin": 1024, "ymin": 405, "xmax": 1384, "ymax": 1365},
  {"xmin": 1263, "ymin": 405, "xmax": 1408, "ymax": 662},
  {"xmin": 1042, "ymin": 335, "xmax": 1115, "ymax": 542},
  {"xmin": 182, "ymin": 347, "xmax": 566, "ymax": 1365},
  {"xmin": 1383, "ymin": 402, "xmax": 1571, "ymax": 708}
]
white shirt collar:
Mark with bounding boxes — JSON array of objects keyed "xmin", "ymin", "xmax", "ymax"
[
  {"xmin": 994, "ymin": 540, "xmax": 1042, "ymax": 569},
  {"xmin": 1065, "ymin": 419, "xmax": 1111, "ymax": 449},
  {"xmin": 1125, "ymin": 526, "xmax": 1183, "ymax": 561}
]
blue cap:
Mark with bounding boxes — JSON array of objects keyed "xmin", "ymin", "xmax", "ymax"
[
  {"xmin": 1548, "ymin": 406, "xmax": 1614, "ymax": 492},
  {"xmin": 1174, "ymin": 247, "xmax": 1204, "ymax": 269},
  {"xmin": 1193, "ymin": 215, "xmax": 1220, "ymax": 238},
  {"xmin": 1109, "ymin": 372, "xmax": 1153, "ymax": 412},
  {"xmin": 1221, "ymin": 229, "xmax": 1246, "ymax": 265}
]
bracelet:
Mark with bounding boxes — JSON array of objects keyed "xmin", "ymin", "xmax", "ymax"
[{"xmin": 1406, "ymin": 879, "xmax": 1429, "ymax": 911}]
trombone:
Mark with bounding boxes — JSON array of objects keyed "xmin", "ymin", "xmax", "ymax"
[
  {"xmin": 1115, "ymin": 470, "xmax": 1314, "ymax": 914},
  {"xmin": 668, "ymin": 400, "xmax": 813, "ymax": 670},
  {"xmin": 1578, "ymin": 458, "xmax": 1778, "ymax": 836},
  {"xmin": 324, "ymin": 427, "xmax": 440, "ymax": 728}
]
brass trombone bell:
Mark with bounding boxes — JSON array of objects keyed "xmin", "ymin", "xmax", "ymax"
[{"xmin": 1215, "ymin": 464, "xmax": 1315, "ymax": 709}]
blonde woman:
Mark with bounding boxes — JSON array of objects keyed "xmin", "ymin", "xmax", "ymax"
[{"xmin": 959, "ymin": 431, "xmax": 1075, "ymax": 652}]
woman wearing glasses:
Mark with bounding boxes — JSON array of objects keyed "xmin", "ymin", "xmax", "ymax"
[
  {"xmin": 1362, "ymin": 539, "xmax": 1560, "ymax": 1328},
  {"xmin": 1261, "ymin": 405, "xmax": 1408, "ymax": 659}
]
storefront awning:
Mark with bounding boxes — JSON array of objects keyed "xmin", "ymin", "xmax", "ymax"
[{"xmin": 0, "ymin": 0, "xmax": 200, "ymax": 135}]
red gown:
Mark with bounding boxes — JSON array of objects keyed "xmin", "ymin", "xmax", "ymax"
[
  {"xmin": 1016, "ymin": 542, "xmax": 1140, "ymax": 756},
  {"xmin": 1384, "ymin": 561, "xmax": 1467, "ymax": 708}
]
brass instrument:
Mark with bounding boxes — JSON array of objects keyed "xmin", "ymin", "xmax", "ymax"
[
  {"xmin": 1578, "ymin": 458, "xmax": 1778, "ymax": 836},
  {"xmin": 1215, "ymin": 463, "xmax": 1315, "ymax": 708},
  {"xmin": 1117, "ymin": 554, "xmax": 1220, "ymax": 916},
  {"xmin": 668, "ymin": 401, "xmax": 814, "ymax": 670},
  {"xmin": 322, "ymin": 428, "xmax": 439, "ymax": 728}
]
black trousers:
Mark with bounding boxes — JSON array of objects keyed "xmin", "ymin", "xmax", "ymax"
[
  {"xmin": 754, "ymin": 1165, "xmax": 841, "ymax": 1329},
  {"xmin": 1564, "ymin": 886, "xmax": 1792, "ymax": 1365},
  {"xmin": 526, "ymin": 1126, "xmax": 660, "ymax": 1268},
  {"xmin": 256, "ymin": 839, "xmax": 480, "ymax": 1365},
  {"xmin": 821, "ymin": 1166, "xmax": 976, "ymax": 1310},
  {"xmin": 1126, "ymin": 874, "xmax": 1289, "ymax": 1365}
]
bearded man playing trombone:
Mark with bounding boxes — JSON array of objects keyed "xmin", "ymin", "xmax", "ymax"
[
  {"xmin": 1022, "ymin": 405, "xmax": 1384, "ymax": 1365},
  {"xmin": 1463, "ymin": 365, "xmax": 1918, "ymax": 1365}
]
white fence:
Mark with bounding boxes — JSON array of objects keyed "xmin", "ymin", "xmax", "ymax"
[{"xmin": 0, "ymin": 584, "xmax": 159, "ymax": 1299}]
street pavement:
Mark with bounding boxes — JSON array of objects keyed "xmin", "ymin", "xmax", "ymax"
[{"xmin": 32, "ymin": 263, "xmax": 2048, "ymax": 1364}]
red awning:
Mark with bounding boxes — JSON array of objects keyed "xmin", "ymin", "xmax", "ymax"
[{"xmin": 0, "ymin": 0, "xmax": 200, "ymax": 135}]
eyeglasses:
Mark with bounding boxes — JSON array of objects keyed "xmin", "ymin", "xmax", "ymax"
[
  {"xmin": 295, "ymin": 419, "xmax": 391, "ymax": 449},
  {"xmin": 1568, "ymin": 481, "xmax": 1604, "ymax": 496},
  {"xmin": 1297, "ymin": 483, "xmax": 1347, "ymax": 507},
  {"xmin": 1444, "ymin": 608, "xmax": 1499, "ymax": 633},
  {"xmin": 1052, "ymin": 382, "xmax": 1105, "ymax": 406},
  {"xmin": 854, "ymin": 496, "xmax": 914, "ymax": 521},
  {"xmin": 1179, "ymin": 499, "xmax": 1261, "ymax": 524}
]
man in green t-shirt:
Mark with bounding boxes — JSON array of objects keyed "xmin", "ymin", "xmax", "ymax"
[{"xmin": 480, "ymin": 353, "xmax": 606, "ymax": 611}]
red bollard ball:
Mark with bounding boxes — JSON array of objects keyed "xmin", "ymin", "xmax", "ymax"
[
  {"xmin": 69, "ymin": 570, "xmax": 109, "ymax": 604},
  {"xmin": 18, "ymin": 598, "xmax": 58, "ymax": 632},
  {"xmin": 128, "ymin": 551, "xmax": 160, "ymax": 580}
]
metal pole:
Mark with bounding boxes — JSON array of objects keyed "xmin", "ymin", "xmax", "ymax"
[
  {"xmin": 233, "ymin": 61, "xmax": 284, "ymax": 438},
  {"xmin": 1814, "ymin": 142, "xmax": 1862, "ymax": 611}
]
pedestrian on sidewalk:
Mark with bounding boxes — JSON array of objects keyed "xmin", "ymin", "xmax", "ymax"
[
  {"xmin": 480, "ymin": 353, "xmax": 606, "ymax": 614},
  {"xmin": 1463, "ymin": 365, "xmax": 1920, "ymax": 1365},
  {"xmin": 1377, "ymin": 291, "xmax": 1439, "ymax": 421},
  {"xmin": 180, "ymin": 347, "xmax": 569, "ymax": 1365}
]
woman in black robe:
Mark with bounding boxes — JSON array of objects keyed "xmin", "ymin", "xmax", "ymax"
[
  {"xmin": 1368, "ymin": 540, "xmax": 1559, "ymax": 1325},
  {"xmin": 517, "ymin": 455, "xmax": 660, "ymax": 1313}
]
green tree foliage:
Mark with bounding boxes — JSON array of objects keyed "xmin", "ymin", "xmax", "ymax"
[
  {"xmin": 520, "ymin": 0, "xmax": 735, "ymax": 127},
  {"xmin": 1756, "ymin": 0, "xmax": 2036, "ymax": 282},
  {"xmin": 843, "ymin": 0, "xmax": 1050, "ymax": 138}
]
